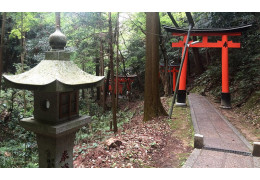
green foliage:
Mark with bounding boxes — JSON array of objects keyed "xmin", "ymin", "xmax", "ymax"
[
  {"xmin": 0, "ymin": 88, "xmax": 37, "ymax": 168},
  {"xmin": 194, "ymin": 65, "xmax": 222, "ymax": 95},
  {"xmin": 0, "ymin": 134, "xmax": 38, "ymax": 168},
  {"xmin": 76, "ymin": 99, "xmax": 134, "ymax": 145},
  {"xmin": 8, "ymin": 12, "xmax": 39, "ymax": 39},
  {"xmin": 75, "ymin": 92, "xmax": 134, "ymax": 144},
  {"xmin": 63, "ymin": 12, "xmax": 109, "ymax": 75}
]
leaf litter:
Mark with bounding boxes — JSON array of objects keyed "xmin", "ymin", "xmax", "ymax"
[{"xmin": 73, "ymin": 98, "xmax": 193, "ymax": 168}]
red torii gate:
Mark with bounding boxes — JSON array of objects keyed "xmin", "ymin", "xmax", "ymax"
[
  {"xmin": 160, "ymin": 63, "xmax": 180, "ymax": 92},
  {"xmin": 163, "ymin": 24, "xmax": 252, "ymax": 108},
  {"xmin": 108, "ymin": 75, "xmax": 136, "ymax": 95}
]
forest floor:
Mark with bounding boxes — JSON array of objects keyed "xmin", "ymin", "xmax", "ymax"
[{"xmin": 73, "ymin": 96, "xmax": 194, "ymax": 168}]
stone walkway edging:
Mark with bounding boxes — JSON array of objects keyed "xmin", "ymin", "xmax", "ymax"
[
  {"xmin": 182, "ymin": 93, "xmax": 260, "ymax": 168},
  {"xmin": 182, "ymin": 148, "xmax": 201, "ymax": 168},
  {"xmin": 203, "ymin": 97, "xmax": 253, "ymax": 151},
  {"xmin": 188, "ymin": 96, "xmax": 200, "ymax": 134}
]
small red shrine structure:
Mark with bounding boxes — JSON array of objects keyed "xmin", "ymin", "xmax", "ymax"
[
  {"xmin": 108, "ymin": 75, "xmax": 137, "ymax": 95},
  {"xmin": 163, "ymin": 24, "xmax": 252, "ymax": 108}
]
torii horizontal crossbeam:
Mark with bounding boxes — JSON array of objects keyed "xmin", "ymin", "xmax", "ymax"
[{"xmin": 172, "ymin": 39, "xmax": 240, "ymax": 48}]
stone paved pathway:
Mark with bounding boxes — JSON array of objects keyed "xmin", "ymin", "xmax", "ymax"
[{"xmin": 183, "ymin": 93, "xmax": 260, "ymax": 168}]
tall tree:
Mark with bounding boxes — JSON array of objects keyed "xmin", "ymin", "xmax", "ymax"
[
  {"xmin": 96, "ymin": 57, "xmax": 100, "ymax": 100},
  {"xmin": 144, "ymin": 12, "xmax": 168, "ymax": 122},
  {"xmin": 0, "ymin": 12, "xmax": 7, "ymax": 94},
  {"xmin": 20, "ymin": 12, "xmax": 27, "ymax": 114},
  {"xmin": 185, "ymin": 12, "xmax": 204, "ymax": 74},
  {"xmin": 115, "ymin": 13, "xmax": 119, "ymax": 108},
  {"xmin": 158, "ymin": 17, "xmax": 170, "ymax": 96},
  {"xmin": 109, "ymin": 12, "xmax": 117, "ymax": 133},
  {"xmin": 81, "ymin": 63, "xmax": 85, "ymax": 99},
  {"xmin": 99, "ymin": 34, "xmax": 105, "ymax": 111}
]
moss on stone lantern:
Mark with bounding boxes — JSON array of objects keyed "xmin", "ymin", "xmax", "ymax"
[{"xmin": 3, "ymin": 13, "xmax": 104, "ymax": 168}]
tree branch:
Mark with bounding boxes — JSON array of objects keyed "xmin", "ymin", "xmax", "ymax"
[
  {"xmin": 185, "ymin": 12, "xmax": 195, "ymax": 27},
  {"xmin": 167, "ymin": 12, "xmax": 179, "ymax": 27},
  {"xmin": 128, "ymin": 15, "xmax": 146, "ymax": 35}
]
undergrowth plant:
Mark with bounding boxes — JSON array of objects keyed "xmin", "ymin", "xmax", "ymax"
[
  {"xmin": 0, "ymin": 87, "xmax": 38, "ymax": 168},
  {"xmin": 75, "ymin": 93, "xmax": 134, "ymax": 145}
]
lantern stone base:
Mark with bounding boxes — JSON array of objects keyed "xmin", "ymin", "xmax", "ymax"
[
  {"xmin": 221, "ymin": 92, "xmax": 231, "ymax": 109},
  {"xmin": 20, "ymin": 115, "xmax": 91, "ymax": 168}
]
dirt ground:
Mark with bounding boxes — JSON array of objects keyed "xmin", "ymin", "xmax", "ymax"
[{"xmin": 73, "ymin": 97, "xmax": 193, "ymax": 168}]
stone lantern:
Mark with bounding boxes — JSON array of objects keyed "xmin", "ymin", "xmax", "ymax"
[{"xmin": 3, "ymin": 14, "xmax": 104, "ymax": 168}]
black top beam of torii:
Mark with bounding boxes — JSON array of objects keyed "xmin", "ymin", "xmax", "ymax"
[{"xmin": 162, "ymin": 24, "xmax": 252, "ymax": 34}]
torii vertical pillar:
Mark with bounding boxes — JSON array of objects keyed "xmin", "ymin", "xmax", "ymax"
[
  {"xmin": 176, "ymin": 43, "xmax": 189, "ymax": 106},
  {"xmin": 221, "ymin": 35, "xmax": 231, "ymax": 108}
]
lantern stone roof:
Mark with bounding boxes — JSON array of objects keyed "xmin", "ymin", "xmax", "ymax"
[
  {"xmin": 3, "ymin": 24, "xmax": 104, "ymax": 92},
  {"xmin": 4, "ymin": 57, "xmax": 104, "ymax": 91}
]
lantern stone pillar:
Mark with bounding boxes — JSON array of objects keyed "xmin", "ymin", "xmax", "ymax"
[
  {"xmin": 20, "ymin": 114, "xmax": 91, "ymax": 168},
  {"xmin": 3, "ymin": 13, "xmax": 104, "ymax": 168},
  {"xmin": 36, "ymin": 133, "xmax": 76, "ymax": 168}
]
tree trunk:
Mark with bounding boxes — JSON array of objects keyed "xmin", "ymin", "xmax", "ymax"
[
  {"xmin": 167, "ymin": 12, "xmax": 179, "ymax": 27},
  {"xmin": 158, "ymin": 18, "xmax": 170, "ymax": 96},
  {"xmin": 21, "ymin": 12, "xmax": 27, "ymax": 114},
  {"xmin": 104, "ymin": 68, "xmax": 110, "ymax": 112},
  {"xmin": 0, "ymin": 12, "xmax": 6, "ymax": 94},
  {"xmin": 115, "ymin": 13, "xmax": 119, "ymax": 108},
  {"xmin": 99, "ymin": 12, "xmax": 106, "ymax": 111},
  {"xmin": 109, "ymin": 12, "xmax": 117, "ymax": 133},
  {"xmin": 191, "ymin": 46, "xmax": 204, "ymax": 74},
  {"xmin": 81, "ymin": 63, "xmax": 85, "ymax": 100},
  {"xmin": 185, "ymin": 12, "xmax": 204, "ymax": 75},
  {"xmin": 96, "ymin": 57, "xmax": 100, "ymax": 100},
  {"xmin": 100, "ymin": 39, "xmax": 106, "ymax": 111},
  {"xmin": 144, "ymin": 12, "xmax": 168, "ymax": 122}
]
